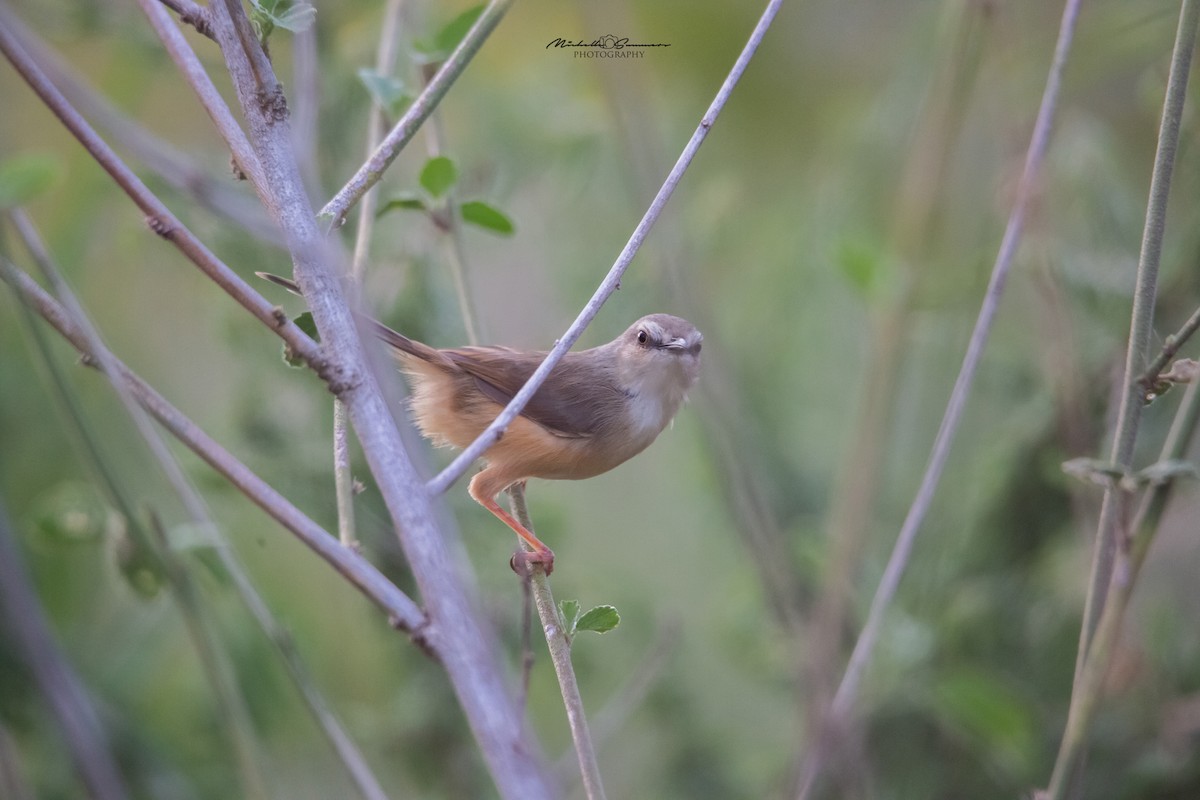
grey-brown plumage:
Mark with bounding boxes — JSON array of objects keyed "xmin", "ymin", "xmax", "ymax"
[{"xmin": 259, "ymin": 272, "xmax": 702, "ymax": 573}]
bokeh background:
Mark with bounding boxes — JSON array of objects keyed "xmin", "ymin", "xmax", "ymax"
[{"xmin": 3, "ymin": 0, "xmax": 1200, "ymax": 797}]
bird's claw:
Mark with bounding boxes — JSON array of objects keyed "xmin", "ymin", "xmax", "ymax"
[{"xmin": 510, "ymin": 548, "xmax": 555, "ymax": 577}]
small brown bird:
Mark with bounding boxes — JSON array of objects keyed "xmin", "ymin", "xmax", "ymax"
[{"xmin": 259, "ymin": 274, "xmax": 703, "ymax": 573}]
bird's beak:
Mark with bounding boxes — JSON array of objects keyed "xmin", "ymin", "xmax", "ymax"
[{"xmin": 661, "ymin": 338, "xmax": 688, "ymax": 350}]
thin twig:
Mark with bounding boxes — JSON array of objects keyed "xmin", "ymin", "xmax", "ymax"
[
  {"xmin": 796, "ymin": 7, "xmax": 986, "ymax": 791},
  {"xmin": 427, "ymin": 0, "xmax": 785, "ymax": 498},
  {"xmin": 1046, "ymin": 381, "xmax": 1200, "ymax": 798},
  {"xmin": 8, "ymin": 211, "xmax": 392, "ymax": 800},
  {"xmin": 337, "ymin": 0, "xmax": 409, "ymax": 550},
  {"xmin": 4, "ymin": 13, "xmax": 278, "ymax": 243},
  {"xmin": 794, "ymin": 0, "xmax": 1083, "ymax": 795},
  {"xmin": 137, "ymin": 0, "xmax": 267, "ymax": 195},
  {"xmin": 1073, "ymin": 0, "xmax": 1198, "ymax": 679},
  {"xmin": 320, "ymin": 0, "xmax": 513, "ymax": 228},
  {"xmin": 424, "ymin": 86, "xmax": 483, "ymax": 345},
  {"xmin": 0, "ymin": 263, "xmax": 427, "ymax": 636},
  {"xmin": 0, "ymin": 13, "xmax": 321, "ymax": 367},
  {"xmin": 509, "ymin": 486, "xmax": 607, "ymax": 800},
  {"xmin": 204, "ymin": 0, "xmax": 556, "ymax": 793},
  {"xmin": 1049, "ymin": 3, "xmax": 1200, "ymax": 797},
  {"xmin": 0, "ymin": 508, "xmax": 131, "ymax": 800},
  {"xmin": 1137, "ymin": 302, "xmax": 1200, "ymax": 395},
  {"xmin": 155, "ymin": 0, "xmax": 212, "ymax": 38}
]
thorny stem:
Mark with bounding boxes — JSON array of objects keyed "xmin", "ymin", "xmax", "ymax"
[{"xmin": 795, "ymin": 0, "xmax": 1083, "ymax": 795}]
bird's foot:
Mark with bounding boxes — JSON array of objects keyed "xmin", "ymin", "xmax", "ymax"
[{"xmin": 510, "ymin": 547, "xmax": 555, "ymax": 577}]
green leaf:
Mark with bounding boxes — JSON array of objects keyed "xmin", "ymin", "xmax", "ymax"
[
  {"xmin": 0, "ymin": 153, "xmax": 63, "ymax": 209},
  {"xmin": 31, "ymin": 481, "xmax": 109, "ymax": 545},
  {"xmin": 419, "ymin": 156, "xmax": 458, "ymax": 198},
  {"xmin": 248, "ymin": 0, "xmax": 315, "ymax": 42},
  {"xmin": 1133, "ymin": 459, "xmax": 1198, "ymax": 486},
  {"xmin": 835, "ymin": 238, "xmax": 884, "ymax": 298},
  {"xmin": 357, "ymin": 69, "xmax": 411, "ymax": 118},
  {"xmin": 575, "ymin": 605, "xmax": 620, "ymax": 634},
  {"xmin": 166, "ymin": 522, "xmax": 232, "ymax": 585},
  {"xmin": 932, "ymin": 670, "xmax": 1035, "ymax": 775},
  {"xmin": 273, "ymin": 2, "xmax": 316, "ymax": 32},
  {"xmin": 378, "ymin": 193, "xmax": 430, "ymax": 216},
  {"xmin": 558, "ymin": 599, "xmax": 581, "ymax": 636},
  {"xmin": 1061, "ymin": 457, "xmax": 1125, "ymax": 487},
  {"xmin": 283, "ymin": 311, "xmax": 319, "ymax": 367},
  {"xmin": 415, "ymin": 5, "xmax": 485, "ymax": 59},
  {"xmin": 461, "ymin": 200, "xmax": 515, "ymax": 235}
]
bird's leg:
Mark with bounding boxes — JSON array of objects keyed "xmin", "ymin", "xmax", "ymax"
[{"xmin": 469, "ymin": 473, "xmax": 555, "ymax": 574}]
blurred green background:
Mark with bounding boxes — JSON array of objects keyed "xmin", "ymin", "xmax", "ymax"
[{"xmin": 3, "ymin": 0, "xmax": 1200, "ymax": 797}]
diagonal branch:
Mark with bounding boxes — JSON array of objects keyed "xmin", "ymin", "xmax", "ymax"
[
  {"xmin": 794, "ymin": 0, "xmax": 1083, "ymax": 795},
  {"xmin": 0, "ymin": 10, "xmax": 321, "ymax": 368},
  {"xmin": 427, "ymin": 0, "xmax": 786, "ymax": 497},
  {"xmin": 0, "ymin": 262, "xmax": 427, "ymax": 637},
  {"xmin": 320, "ymin": 0, "xmax": 513, "ymax": 228},
  {"xmin": 4, "ymin": 13, "xmax": 278, "ymax": 243},
  {"xmin": 203, "ymin": 1, "xmax": 556, "ymax": 795},
  {"xmin": 7, "ymin": 209, "xmax": 391, "ymax": 800}
]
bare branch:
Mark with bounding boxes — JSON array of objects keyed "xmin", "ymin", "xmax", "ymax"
[
  {"xmin": 137, "ymin": 0, "xmax": 267, "ymax": 192},
  {"xmin": 795, "ymin": 0, "xmax": 1083, "ymax": 795},
  {"xmin": 320, "ymin": 0, "xmax": 514, "ymax": 228},
  {"xmin": 155, "ymin": 0, "xmax": 213, "ymax": 39},
  {"xmin": 428, "ymin": 0, "xmax": 786, "ymax": 497},
  {"xmin": 4, "ymin": 13, "xmax": 278, "ymax": 243},
  {"xmin": 0, "ymin": 12, "xmax": 322, "ymax": 368},
  {"xmin": 7, "ymin": 210, "xmax": 392, "ymax": 800},
  {"xmin": 1137, "ymin": 302, "xmax": 1200, "ymax": 397},
  {"xmin": 509, "ymin": 487, "xmax": 607, "ymax": 800},
  {"xmin": 0, "ymin": 263, "xmax": 427, "ymax": 636},
  {"xmin": 1046, "ymin": 2, "xmax": 1200, "ymax": 796},
  {"xmin": 202, "ymin": 0, "xmax": 556, "ymax": 794}
]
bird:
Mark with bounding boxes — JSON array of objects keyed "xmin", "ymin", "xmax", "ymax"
[{"xmin": 259, "ymin": 273, "xmax": 703, "ymax": 574}]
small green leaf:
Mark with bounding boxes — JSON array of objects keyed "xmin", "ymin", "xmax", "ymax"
[
  {"xmin": 461, "ymin": 200, "xmax": 514, "ymax": 235},
  {"xmin": 419, "ymin": 156, "xmax": 458, "ymax": 198},
  {"xmin": 1062, "ymin": 457, "xmax": 1125, "ymax": 487},
  {"xmin": 378, "ymin": 193, "xmax": 430, "ymax": 216},
  {"xmin": 558, "ymin": 599, "xmax": 581, "ymax": 636},
  {"xmin": 836, "ymin": 238, "xmax": 884, "ymax": 298},
  {"xmin": 283, "ymin": 311, "xmax": 319, "ymax": 367},
  {"xmin": 1133, "ymin": 459, "xmax": 1198, "ymax": 486},
  {"xmin": 166, "ymin": 522, "xmax": 232, "ymax": 585},
  {"xmin": 273, "ymin": 2, "xmax": 316, "ymax": 32},
  {"xmin": 248, "ymin": 0, "xmax": 315, "ymax": 42},
  {"xmin": 357, "ymin": 69, "xmax": 411, "ymax": 118},
  {"xmin": 114, "ymin": 523, "xmax": 164, "ymax": 599},
  {"xmin": 0, "ymin": 153, "xmax": 63, "ymax": 209},
  {"xmin": 415, "ymin": 5, "xmax": 485, "ymax": 59},
  {"xmin": 31, "ymin": 482, "xmax": 109, "ymax": 545},
  {"xmin": 575, "ymin": 605, "xmax": 620, "ymax": 634}
]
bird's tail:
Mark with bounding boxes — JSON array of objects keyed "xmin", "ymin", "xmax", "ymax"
[{"xmin": 256, "ymin": 272, "xmax": 452, "ymax": 368}]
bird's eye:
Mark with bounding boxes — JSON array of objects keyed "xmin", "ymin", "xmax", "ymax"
[{"xmin": 636, "ymin": 329, "xmax": 648, "ymax": 345}]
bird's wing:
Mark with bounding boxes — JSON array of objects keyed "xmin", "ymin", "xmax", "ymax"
[{"xmin": 445, "ymin": 347, "xmax": 619, "ymax": 439}]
